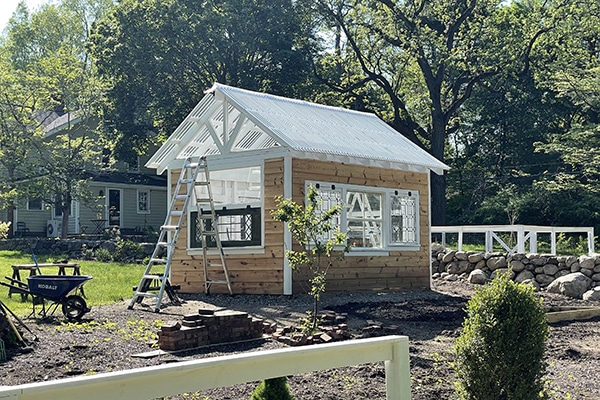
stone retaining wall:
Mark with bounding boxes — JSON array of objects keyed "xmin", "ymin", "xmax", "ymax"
[{"xmin": 432, "ymin": 244, "xmax": 600, "ymax": 291}]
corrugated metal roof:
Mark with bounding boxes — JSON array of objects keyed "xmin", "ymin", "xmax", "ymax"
[{"xmin": 146, "ymin": 83, "xmax": 449, "ymax": 175}]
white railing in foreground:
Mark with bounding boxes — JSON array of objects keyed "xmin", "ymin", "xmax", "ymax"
[
  {"xmin": 432, "ymin": 225, "xmax": 595, "ymax": 255},
  {"xmin": 0, "ymin": 335, "xmax": 411, "ymax": 400}
]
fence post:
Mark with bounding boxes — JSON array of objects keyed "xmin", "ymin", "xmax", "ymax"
[{"xmin": 384, "ymin": 336, "xmax": 411, "ymax": 400}]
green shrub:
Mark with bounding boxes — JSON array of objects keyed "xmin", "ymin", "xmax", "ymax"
[
  {"xmin": 249, "ymin": 377, "xmax": 295, "ymax": 400},
  {"xmin": 0, "ymin": 222, "xmax": 10, "ymax": 239},
  {"xmin": 114, "ymin": 240, "xmax": 145, "ymax": 262},
  {"xmin": 454, "ymin": 273, "xmax": 549, "ymax": 400},
  {"xmin": 95, "ymin": 248, "xmax": 112, "ymax": 262}
]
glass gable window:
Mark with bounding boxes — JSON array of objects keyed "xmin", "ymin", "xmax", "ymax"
[
  {"xmin": 190, "ymin": 166, "xmax": 262, "ymax": 248},
  {"xmin": 309, "ymin": 181, "xmax": 420, "ymax": 250}
]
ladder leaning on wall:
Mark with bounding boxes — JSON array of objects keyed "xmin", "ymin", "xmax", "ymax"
[{"xmin": 128, "ymin": 157, "xmax": 231, "ymax": 312}]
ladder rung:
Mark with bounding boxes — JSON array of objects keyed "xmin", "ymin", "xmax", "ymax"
[
  {"xmin": 150, "ymin": 258, "xmax": 168, "ymax": 264},
  {"xmin": 185, "ymin": 162, "xmax": 199, "ymax": 168},
  {"xmin": 208, "ymin": 263, "xmax": 223, "ymax": 268},
  {"xmin": 161, "ymin": 225, "xmax": 179, "ymax": 231},
  {"xmin": 175, "ymin": 194, "xmax": 188, "ymax": 200},
  {"xmin": 181, "ymin": 178, "xmax": 194, "ymax": 184},
  {"xmin": 170, "ymin": 211, "xmax": 184, "ymax": 217},
  {"xmin": 157, "ymin": 242, "xmax": 173, "ymax": 247},
  {"xmin": 133, "ymin": 292, "xmax": 158, "ymax": 298},
  {"xmin": 195, "ymin": 181, "xmax": 209, "ymax": 186},
  {"xmin": 196, "ymin": 198, "xmax": 212, "ymax": 203},
  {"xmin": 143, "ymin": 274, "xmax": 164, "ymax": 280}
]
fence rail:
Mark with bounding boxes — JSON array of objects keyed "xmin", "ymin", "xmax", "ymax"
[
  {"xmin": 431, "ymin": 225, "xmax": 595, "ymax": 255},
  {"xmin": 0, "ymin": 335, "xmax": 411, "ymax": 400}
]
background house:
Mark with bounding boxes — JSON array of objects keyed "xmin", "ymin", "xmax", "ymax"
[
  {"xmin": 147, "ymin": 83, "xmax": 449, "ymax": 294},
  {"xmin": 3, "ymin": 110, "xmax": 167, "ymax": 238}
]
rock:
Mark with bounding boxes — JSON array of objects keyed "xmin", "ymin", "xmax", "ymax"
[
  {"xmin": 486, "ymin": 256, "xmax": 507, "ymax": 271},
  {"xmin": 580, "ymin": 268, "xmax": 593, "ymax": 278},
  {"xmin": 535, "ymin": 274, "xmax": 555, "ymax": 286},
  {"xmin": 455, "ymin": 251, "xmax": 468, "ymax": 261},
  {"xmin": 592, "ymin": 273, "xmax": 600, "ymax": 282},
  {"xmin": 555, "ymin": 269, "xmax": 571, "ymax": 278},
  {"xmin": 531, "ymin": 256, "xmax": 549, "ymax": 266},
  {"xmin": 570, "ymin": 262, "xmax": 581, "ymax": 273},
  {"xmin": 510, "ymin": 260, "xmax": 526, "ymax": 273},
  {"xmin": 583, "ymin": 287, "xmax": 600, "ymax": 301},
  {"xmin": 521, "ymin": 278, "xmax": 541, "ymax": 291},
  {"xmin": 542, "ymin": 264, "xmax": 559, "ymax": 276},
  {"xmin": 468, "ymin": 253, "xmax": 484, "ymax": 263},
  {"xmin": 443, "ymin": 274, "xmax": 459, "ymax": 282},
  {"xmin": 468, "ymin": 269, "xmax": 488, "ymax": 285},
  {"xmin": 447, "ymin": 260, "xmax": 470, "ymax": 275},
  {"xmin": 515, "ymin": 270, "xmax": 535, "ymax": 283},
  {"xmin": 579, "ymin": 256, "xmax": 595, "ymax": 270},
  {"xmin": 564, "ymin": 256, "xmax": 578, "ymax": 268},
  {"xmin": 547, "ymin": 272, "xmax": 592, "ymax": 299},
  {"xmin": 442, "ymin": 251, "xmax": 456, "ymax": 263}
]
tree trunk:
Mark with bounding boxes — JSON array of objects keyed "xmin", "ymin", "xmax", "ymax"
[{"xmin": 430, "ymin": 111, "xmax": 447, "ymax": 225}]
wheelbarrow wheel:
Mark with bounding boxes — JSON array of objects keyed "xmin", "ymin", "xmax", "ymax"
[{"xmin": 62, "ymin": 295, "xmax": 87, "ymax": 321}]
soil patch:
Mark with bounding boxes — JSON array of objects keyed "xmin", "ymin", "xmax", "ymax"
[{"xmin": 1, "ymin": 280, "xmax": 600, "ymax": 399}]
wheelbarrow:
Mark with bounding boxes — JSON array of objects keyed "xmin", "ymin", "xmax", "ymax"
[{"xmin": 1, "ymin": 275, "xmax": 92, "ymax": 320}]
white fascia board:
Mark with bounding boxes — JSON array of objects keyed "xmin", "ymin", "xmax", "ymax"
[{"xmin": 289, "ymin": 150, "xmax": 447, "ymax": 175}]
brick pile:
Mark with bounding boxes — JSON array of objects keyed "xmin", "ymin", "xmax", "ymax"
[{"xmin": 158, "ymin": 309, "xmax": 264, "ymax": 351}]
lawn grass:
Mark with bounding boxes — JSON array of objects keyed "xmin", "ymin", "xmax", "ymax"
[{"xmin": 0, "ymin": 250, "xmax": 146, "ymax": 317}]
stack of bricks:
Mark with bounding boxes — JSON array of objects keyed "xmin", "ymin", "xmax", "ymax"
[{"xmin": 158, "ymin": 309, "xmax": 265, "ymax": 351}]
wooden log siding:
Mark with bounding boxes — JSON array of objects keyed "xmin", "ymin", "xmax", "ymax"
[
  {"xmin": 291, "ymin": 159, "xmax": 431, "ymax": 293},
  {"xmin": 169, "ymin": 158, "xmax": 286, "ymax": 295},
  {"xmin": 168, "ymin": 157, "xmax": 430, "ymax": 295}
]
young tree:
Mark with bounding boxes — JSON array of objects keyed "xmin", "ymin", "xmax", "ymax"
[
  {"xmin": 0, "ymin": 55, "xmax": 50, "ymax": 237},
  {"xmin": 272, "ymin": 185, "xmax": 349, "ymax": 333},
  {"xmin": 1, "ymin": 0, "xmax": 111, "ymax": 238}
]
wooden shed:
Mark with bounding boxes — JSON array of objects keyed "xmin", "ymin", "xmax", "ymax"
[{"xmin": 146, "ymin": 83, "xmax": 449, "ymax": 295}]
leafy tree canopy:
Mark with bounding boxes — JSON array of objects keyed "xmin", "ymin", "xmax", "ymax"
[{"xmin": 88, "ymin": 0, "xmax": 317, "ymax": 162}]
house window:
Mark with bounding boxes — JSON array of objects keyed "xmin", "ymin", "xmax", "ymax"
[
  {"xmin": 137, "ymin": 190, "xmax": 150, "ymax": 213},
  {"xmin": 191, "ymin": 207, "xmax": 261, "ymax": 247},
  {"xmin": 309, "ymin": 181, "xmax": 420, "ymax": 250},
  {"xmin": 27, "ymin": 198, "xmax": 43, "ymax": 211},
  {"xmin": 313, "ymin": 183, "xmax": 342, "ymax": 243},
  {"xmin": 189, "ymin": 165, "xmax": 262, "ymax": 249},
  {"xmin": 390, "ymin": 192, "xmax": 418, "ymax": 245},
  {"xmin": 346, "ymin": 191, "xmax": 383, "ymax": 248}
]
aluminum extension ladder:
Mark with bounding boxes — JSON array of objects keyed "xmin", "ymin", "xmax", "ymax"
[
  {"xmin": 128, "ymin": 157, "xmax": 230, "ymax": 312},
  {"xmin": 195, "ymin": 158, "xmax": 233, "ymax": 295}
]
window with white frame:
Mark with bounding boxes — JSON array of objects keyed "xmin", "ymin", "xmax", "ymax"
[
  {"xmin": 190, "ymin": 165, "xmax": 262, "ymax": 248},
  {"xmin": 27, "ymin": 198, "xmax": 43, "ymax": 211},
  {"xmin": 309, "ymin": 181, "xmax": 420, "ymax": 249},
  {"xmin": 137, "ymin": 190, "xmax": 150, "ymax": 213}
]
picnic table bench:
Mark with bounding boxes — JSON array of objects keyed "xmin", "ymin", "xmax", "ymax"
[{"xmin": 7, "ymin": 263, "xmax": 82, "ymax": 299}]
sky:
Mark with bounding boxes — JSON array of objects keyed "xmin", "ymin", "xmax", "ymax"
[{"xmin": 0, "ymin": 0, "xmax": 49, "ymax": 33}]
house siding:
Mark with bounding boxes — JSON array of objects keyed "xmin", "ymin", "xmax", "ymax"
[
  {"xmin": 170, "ymin": 158, "xmax": 285, "ymax": 295},
  {"xmin": 169, "ymin": 157, "xmax": 430, "ymax": 295},
  {"xmin": 291, "ymin": 159, "xmax": 431, "ymax": 293}
]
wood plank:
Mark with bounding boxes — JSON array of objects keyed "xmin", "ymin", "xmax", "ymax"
[{"xmin": 546, "ymin": 307, "xmax": 600, "ymax": 323}]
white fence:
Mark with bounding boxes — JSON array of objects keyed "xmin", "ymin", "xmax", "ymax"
[
  {"xmin": 431, "ymin": 225, "xmax": 595, "ymax": 255},
  {"xmin": 0, "ymin": 335, "xmax": 411, "ymax": 400}
]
